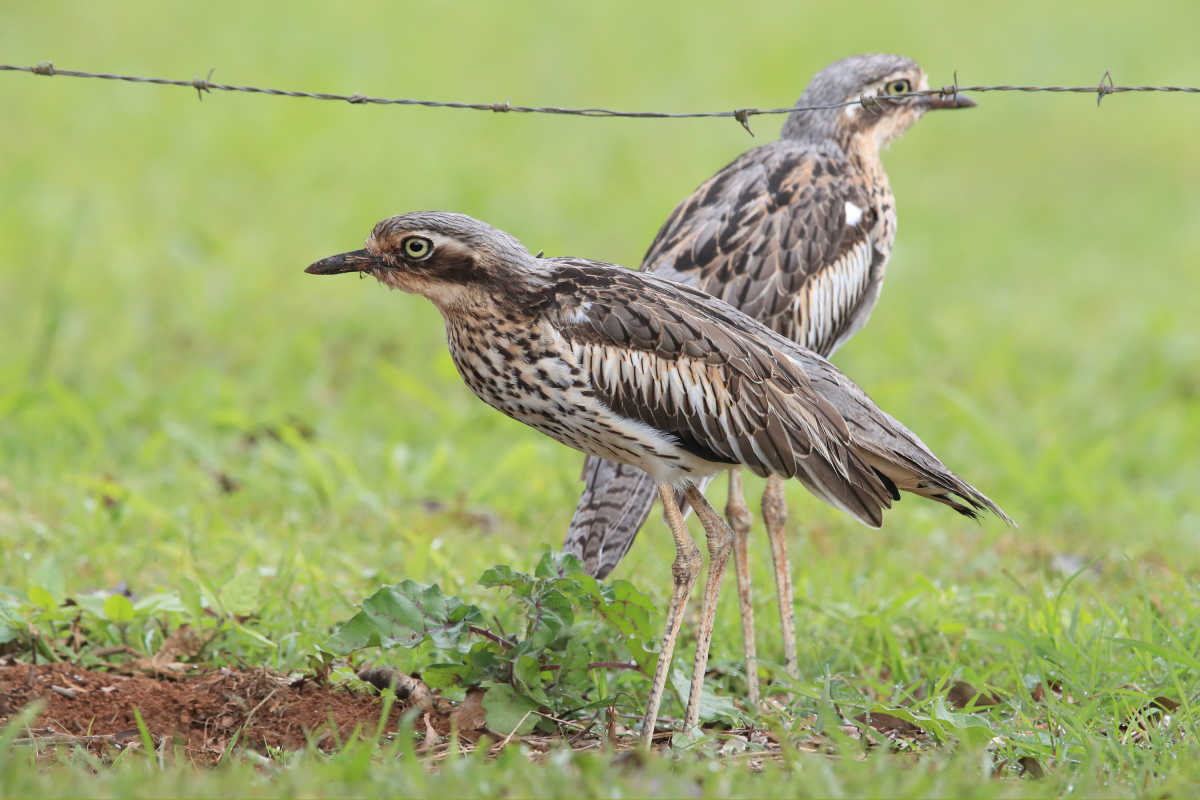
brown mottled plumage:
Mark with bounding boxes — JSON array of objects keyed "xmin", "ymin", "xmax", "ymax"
[
  {"xmin": 564, "ymin": 54, "xmax": 977, "ymax": 703},
  {"xmin": 567, "ymin": 54, "xmax": 978, "ymax": 580},
  {"xmin": 305, "ymin": 210, "xmax": 1009, "ymax": 745}
]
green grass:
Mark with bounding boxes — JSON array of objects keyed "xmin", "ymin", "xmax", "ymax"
[{"xmin": 2, "ymin": 0, "xmax": 1200, "ymax": 796}]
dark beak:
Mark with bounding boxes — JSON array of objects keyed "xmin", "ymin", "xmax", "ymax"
[
  {"xmin": 304, "ymin": 249, "xmax": 382, "ymax": 275},
  {"xmin": 923, "ymin": 92, "xmax": 977, "ymax": 110}
]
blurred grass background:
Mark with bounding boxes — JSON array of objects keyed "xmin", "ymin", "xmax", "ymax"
[{"xmin": 1, "ymin": 0, "xmax": 1199, "ymax": 723}]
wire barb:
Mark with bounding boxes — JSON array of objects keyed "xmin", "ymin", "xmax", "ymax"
[
  {"xmin": 192, "ymin": 68, "xmax": 213, "ymax": 101},
  {"xmin": 941, "ymin": 69, "xmax": 960, "ymax": 104},
  {"xmin": 1097, "ymin": 69, "xmax": 1115, "ymax": 107},
  {"xmin": 32, "ymin": 61, "xmax": 53, "ymax": 76},
  {"xmin": 733, "ymin": 108, "xmax": 756, "ymax": 136}
]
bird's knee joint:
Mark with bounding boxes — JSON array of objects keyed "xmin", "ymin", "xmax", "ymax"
[
  {"xmin": 705, "ymin": 523, "xmax": 734, "ymax": 558},
  {"xmin": 725, "ymin": 500, "xmax": 754, "ymax": 535},
  {"xmin": 762, "ymin": 495, "xmax": 788, "ymax": 526},
  {"xmin": 672, "ymin": 545, "xmax": 702, "ymax": 585}
]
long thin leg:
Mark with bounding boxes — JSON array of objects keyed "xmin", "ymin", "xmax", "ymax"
[
  {"xmin": 762, "ymin": 475, "xmax": 798, "ymax": 679},
  {"xmin": 681, "ymin": 483, "xmax": 736, "ymax": 737},
  {"xmin": 725, "ymin": 469, "xmax": 759, "ymax": 709},
  {"xmin": 639, "ymin": 481, "xmax": 703, "ymax": 750}
]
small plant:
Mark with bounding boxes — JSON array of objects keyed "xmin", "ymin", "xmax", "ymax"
[
  {"xmin": 322, "ymin": 548, "xmax": 740, "ymax": 735},
  {"xmin": 0, "ymin": 559, "xmax": 275, "ymax": 669}
]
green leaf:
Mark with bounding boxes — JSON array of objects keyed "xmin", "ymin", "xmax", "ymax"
[
  {"xmin": 324, "ymin": 610, "xmax": 382, "ymax": 654},
  {"xmin": 192, "ymin": 569, "xmax": 224, "ymax": 616},
  {"xmin": 933, "ymin": 697, "xmax": 992, "ymax": 747},
  {"xmin": 596, "ymin": 580, "xmax": 657, "ymax": 640},
  {"xmin": 933, "ymin": 696, "xmax": 992, "ymax": 731},
  {"xmin": 103, "ymin": 593, "xmax": 135, "ymax": 623},
  {"xmin": 423, "ymin": 663, "xmax": 476, "ymax": 689},
  {"xmin": 670, "ymin": 667, "xmax": 741, "ymax": 726},
  {"xmin": 627, "ymin": 638, "xmax": 660, "ymax": 680},
  {"xmin": 565, "ymin": 572, "xmax": 615, "ymax": 607},
  {"xmin": 28, "ymin": 585, "xmax": 57, "ymax": 611},
  {"xmin": 522, "ymin": 588, "xmax": 573, "ymax": 649},
  {"xmin": 482, "ymin": 684, "xmax": 539, "ymax": 736},
  {"xmin": 179, "ymin": 578, "xmax": 205, "ymax": 622},
  {"xmin": 232, "ymin": 620, "xmax": 277, "ymax": 649},
  {"xmin": 219, "ymin": 571, "xmax": 261, "ymax": 616},
  {"xmin": 533, "ymin": 548, "xmax": 584, "ymax": 580},
  {"xmin": 513, "ymin": 655, "xmax": 551, "ymax": 705},
  {"xmin": 32, "ymin": 559, "xmax": 66, "ymax": 606},
  {"xmin": 0, "ymin": 600, "xmax": 18, "ymax": 645},
  {"xmin": 321, "ymin": 579, "xmax": 483, "ymax": 656},
  {"xmin": 134, "ymin": 592, "xmax": 187, "ymax": 614},
  {"xmin": 560, "ymin": 638, "xmax": 590, "ymax": 687},
  {"xmin": 466, "ymin": 641, "xmax": 504, "ymax": 672},
  {"xmin": 867, "ymin": 703, "xmax": 948, "ymax": 742},
  {"xmin": 72, "ymin": 594, "xmax": 106, "ymax": 618},
  {"xmin": 478, "ymin": 565, "xmax": 535, "ymax": 593}
]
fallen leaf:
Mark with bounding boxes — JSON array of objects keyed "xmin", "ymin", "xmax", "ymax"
[
  {"xmin": 421, "ymin": 712, "xmax": 438, "ymax": 750},
  {"xmin": 853, "ymin": 711, "xmax": 923, "ymax": 735},
  {"xmin": 213, "ymin": 472, "xmax": 241, "ymax": 494},
  {"xmin": 1030, "ymin": 680, "xmax": 1063, "ymax": 703},
  {"xmin": 150, "ymin": 624, "xmax": 202, "ymax": 670},
  {"xmin": 111, "ymin": 729, "xmax": 141, "ymax": 744},
  {"xmin": 947, "ymin": 681, "xmax": 1002, "ymax": 710},
  {"xmin": 449, "ymin": 689, "xmax": 488, "ymax": 742},
  {"xmin": 1151, "ymin": 696, "xmax": 1181, "ymax": 712}
]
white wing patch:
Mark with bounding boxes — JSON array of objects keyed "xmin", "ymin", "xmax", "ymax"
[
  {"xmin": 844, "ymin": 202, "xmax": 863, "ymax": 228},
  {"xmin": 787, "ymin": 238, "xmax": 873, "ymax": 354},
  {"xmin": 564, "ymin": 300, "xmax": 594, "ymax": 324}
]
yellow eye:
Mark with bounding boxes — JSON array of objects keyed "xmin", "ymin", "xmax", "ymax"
[
  {"xmin": 886, "ymin": 79, "xmax": 911, "ymax": 95},
  {"xmin": 403, "ymin": 236, "xmax": 433, "ymax": 260}
]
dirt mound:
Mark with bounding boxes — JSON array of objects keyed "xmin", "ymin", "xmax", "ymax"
[{"xmin": 0, "ymin": 662, "xmax": 414, "ymax": 762}]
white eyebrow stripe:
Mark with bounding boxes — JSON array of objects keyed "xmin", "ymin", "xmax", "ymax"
[{"xmin": 844, "ymin": 202, "xmax": 863, "ymax": 227}]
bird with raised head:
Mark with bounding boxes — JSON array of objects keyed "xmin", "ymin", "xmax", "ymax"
[
  {"xmin": 563, "ymin": 53, "xmax": 977, "ymax": 706},
  {"xmin": 306, "ymin": 210, "xmax": 1010, "ymax": 746}
]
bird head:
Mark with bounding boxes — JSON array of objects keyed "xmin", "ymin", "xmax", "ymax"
[
  {"xmin": 305, "ymin": 211, "xmax": 540, "ymax": 311},
  {"xmin": 780, "ymin": 54, "xmax": 975, "ymax": 152}
]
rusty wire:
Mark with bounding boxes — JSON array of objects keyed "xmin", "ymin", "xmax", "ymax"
[{"xmin": 2, "ymin": 62, "xmax": 1198, "ymax": 136}]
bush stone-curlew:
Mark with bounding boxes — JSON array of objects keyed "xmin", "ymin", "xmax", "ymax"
[{"xmin": 305, "ymin": 210, "xmax": 1011, "ymax": 745}]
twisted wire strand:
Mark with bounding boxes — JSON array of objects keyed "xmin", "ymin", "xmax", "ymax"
[{"xmin": 3, "ymin": 62, "xmax": 1197, "ymax": 131}]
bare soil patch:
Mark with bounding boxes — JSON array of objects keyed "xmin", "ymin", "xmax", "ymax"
[{"xmin": 0, "ymin": 662, "xmax": 414, "ymax": 763}]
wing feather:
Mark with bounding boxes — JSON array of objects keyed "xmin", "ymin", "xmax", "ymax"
[
  {"xmin": 646, "ymin": 141, "xmax": 885, "ymax": 359},
  {"xmin": 543, "ymin": 264, "xmax": 894, "ymax": 526},
  {"xmin": 560, "ymin": 139, "xmax": 1007, "ymax": 578}
]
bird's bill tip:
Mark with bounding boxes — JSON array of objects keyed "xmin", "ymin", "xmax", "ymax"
[
  {"xmin": 305, "ymin": 249, "xmax": 378, "ymax": 275},
  {"xmin": 925, "ymin": 92, "xmax": 977, "ymax": 110}
]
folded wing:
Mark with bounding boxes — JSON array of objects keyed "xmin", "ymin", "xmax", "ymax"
[{"xmin": 546, "ymin": 263, "xmax": 896, "ymax": 529}]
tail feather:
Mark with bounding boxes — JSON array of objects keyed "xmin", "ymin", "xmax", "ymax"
[
  {"xmin": 565, "ymin": 459, "xmax": 718, "ymax": 579},
  {"xmin": 565, "ymin": 457, "xmax": 659, "ymax": 579},
  {"xmin": 800, "ymin": 361, "xmax": 1015, "ymax": 526}
]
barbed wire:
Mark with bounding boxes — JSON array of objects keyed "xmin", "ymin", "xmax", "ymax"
[{"xmin": 3, "ymin": 61, "xmax": 1198, "ymax": 136}]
